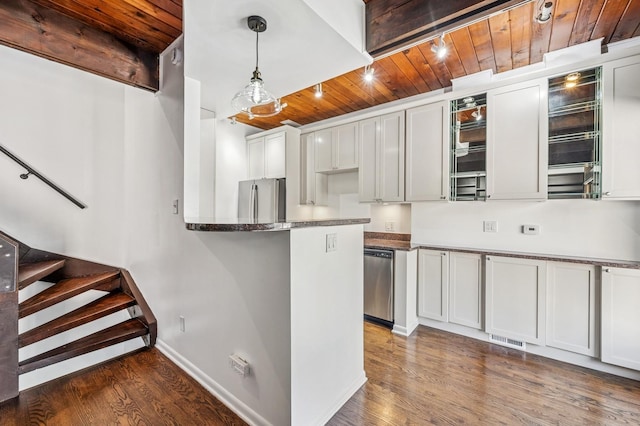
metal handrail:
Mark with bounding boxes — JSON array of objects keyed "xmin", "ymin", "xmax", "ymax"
[{"xmin": 0, "ymin": 144, "xmax": 86, "ymax": 209}]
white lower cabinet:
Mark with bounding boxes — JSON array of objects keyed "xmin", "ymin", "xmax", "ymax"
[
  {"xmin": 418, "ymin": 249, "xmax": 482, "ymax": 329},
  {"xmin": 485, "ymin": 256, "xmax": 546, "ymax": 345},
  {"xmin": 601, "ymin": 267, "xmax": 640, "ymax": 370},
  {"xmin": 449, "ymin": 252, "xmax": 483, "ymax": 329},
  {"xmin": 417, "ymin": 249, "xmax": 448, "ymax": 321},
  {"xmin": 546, "ymin": 262, "xmax": 597, "ymax": 356}
]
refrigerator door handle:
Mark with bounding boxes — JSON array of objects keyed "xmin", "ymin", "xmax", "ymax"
[{"xmin": 251, "ymin": 184, "xmax": 258, "ymax": 221}]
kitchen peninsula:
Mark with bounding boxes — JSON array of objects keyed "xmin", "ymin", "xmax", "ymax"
[{"xmin": 184, "ymin": 218, "xmax": 369, "ymax": 426}]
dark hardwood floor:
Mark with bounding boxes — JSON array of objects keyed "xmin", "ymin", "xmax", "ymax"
[
  {"xmin": 0, "ymin": 348, "xmax": 247, "ymax": 426},
  {"xmin": 1, "ymin": 323, "xmax": 639, "ymax": 425},
  {"xmin": 329, "ymin": 322, "xmax": 640, "ymax": 425}
]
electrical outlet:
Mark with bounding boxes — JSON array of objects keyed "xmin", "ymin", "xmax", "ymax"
[
  {"xmin": 172, "ymin": 199, "xmax": 179, "ymax": 215},
  {"xmin": 179, "ymin": 315, "xmax": 185, "ymax": 332},
  {"xmin": 229, "ymin": 354, "xmax": 250, "ymax": 377},
  {"xmin": 522, "ymin": 224, "xmax": 540, "ymax": 235},
  {"xmin": 385, "ymin": 221, "xmax": 396, "ymax": 232},
  {"xmin": 483, "ymin": 220, "xmax": 498, "ymax": 233},
  {"xmin": 326, "ymin": 233, "xmax": 337, "ymax": 252}
]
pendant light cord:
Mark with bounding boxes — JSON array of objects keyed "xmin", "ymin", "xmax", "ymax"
[{"xmin": 255, "ymin": 30, "xmax": 259, "ymax": 71}]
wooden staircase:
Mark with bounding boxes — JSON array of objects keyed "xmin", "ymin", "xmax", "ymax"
[{"xmin": 0, "ymin": 231, "xmax": 156, "ymax": 401}]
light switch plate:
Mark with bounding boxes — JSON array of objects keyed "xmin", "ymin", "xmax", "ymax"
[
  {"xmin": 483, "ymin": 220, "xmax": 498, "ymax": 233},
  {"xmin": 326, "ymin": 233, "xmax": 337, "ymax": 252}
]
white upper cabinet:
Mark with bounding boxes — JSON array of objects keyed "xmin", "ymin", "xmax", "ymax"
[
  {"xmin": 602, "ymin": 56, "xmax": 640, "ymax": 199},
  {"xmin": 334, "ymin": 123, "xmax": 359, "ymax": 170},
  {"xmin": 247, "ymin": 132, "xmax": 286, "ymax": 179},
  {"xmin": 546, "ymin": 262, "xmax": 596, "ymax": 356},
  {"xmin": 359, "ymin": 111, "xmax": 405, "ymax": 202},
  {"xmin": 314, "ymin": 128, "xmax": 333, "ymax": 172},
  {"xmin": 247, "ymin": 137, "xmax": 266, "ymax": 179},
  {"xmin": 486, "ymin": 80, "xmax": 547, "ymax": 200},
  {"xmin": 265, "ymin": 132, "xmax": 286, "ymax": 178},
  {"xmin": 300, "ymin": 133, "xmax": 327, "ymax": 206},
  {"xmin": 601, "ymin": 267, "xmax": 640, "ymax": 371},
  {"xmin": 314, "ymin": 123, "xmax": 358, "ymax": 173},
  {"xmin": 406, "ymin": 102, "xmax": 449, "ymax": 201},
  {"xmin": 485, "ymin": 256, "xmax": 546, "ymax": 345}
]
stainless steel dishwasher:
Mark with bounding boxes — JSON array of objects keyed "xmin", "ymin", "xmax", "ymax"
[{"xmin": 364, "ymin": 248, "xmax": 394, "ymax": 327}]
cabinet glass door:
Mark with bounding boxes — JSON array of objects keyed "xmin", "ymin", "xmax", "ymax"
[
  {"xmin": 547, "ymin": 67, "xmax": 601, "ymax": 199},
  {"xmin": 450, "ymin": 94, "xmax": 487, "ymax": 201}
]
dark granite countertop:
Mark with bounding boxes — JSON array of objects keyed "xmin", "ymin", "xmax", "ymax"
[
  {"xmin": 364, "ymin": 232, "xmax": 415, "ymax": 251},
  {"xmin": 416, "ymin": 244, "xmax": 640, "ymax": 269},
  {"xmin": 186, "ymin": 218, "xmax": 370, "ymax": 232}
]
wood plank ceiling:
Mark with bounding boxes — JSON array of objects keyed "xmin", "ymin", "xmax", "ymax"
[
  {"xmin": 237, "ymin": 0, "xmax": 640, "ymax": 129},
  {"xmin": 0, "ymin": 0, "xmax": 638, "ymax": 130},
  {"xmin": 0, "ymin": 0, "xmax": 182, "ymax": 90}
]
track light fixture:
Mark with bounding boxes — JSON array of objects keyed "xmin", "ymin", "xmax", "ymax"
[
  {"xmin": 431, "ymin": 34, "xmax": 447, "ymax": 59},
  {"xmin": 363, "ymin": 65, "xmax": 374, "ymax": 83},
  {"xmin": 535, "ymin": 1, "xmax": 553, "ymax": 24},
  {"xmin": 314, "ymin": 83, "xmax": 323, "ymax": 98}
]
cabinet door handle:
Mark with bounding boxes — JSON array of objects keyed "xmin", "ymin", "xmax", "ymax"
[
  {"xmin": 604, "ymin": 268, "xmax": 610, "ymax": 273},
  {"xmin": 604, "ymin": 191, "xmax": 611, "ymax": 196},
  {"xmin": 440, "ymin": 196, "xmax": 446, "ymax": 200},
  {"xmin": 487, "ymin": 194, "xmax": 491, "ymax": 199},
  {"xmin": 441, "ymin": 252, "xmax": 447, "ymax": 256}
]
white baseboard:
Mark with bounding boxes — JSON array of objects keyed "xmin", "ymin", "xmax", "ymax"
[
  {"xmin": 392, "ymin": 320, "xmax": 420, "ymax": 337},
  {"xmin": 312, "ymin": 371, "xmax": 367, "ymax": 426},
  {"xmin": 156, "ymin": 339, "xmax": 271, "ymax": 426}
]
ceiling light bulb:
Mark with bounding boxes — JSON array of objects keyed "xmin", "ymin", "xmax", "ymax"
[
  {"xmin": 364, "ymin": 65, "xmax": 374, "ymax": 83},
  {"xmin": 535, "ymin": 1, "xmax": 553, "ymax": 23},
  {"xmin": 431, "ymin": 34, "xmax": 447, "ymax": 59},
  {"xmin": 314, "ymin": 83, "xmax": 323, "ymax": 98}
]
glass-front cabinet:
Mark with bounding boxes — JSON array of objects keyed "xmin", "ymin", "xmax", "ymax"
[
  {"xmin": 450, "ymin": 94, "xmax": 487, "ymax": 200},
  {"xmin": 547, "ymin": 67, "xmax": 602, "ymax": 199}
]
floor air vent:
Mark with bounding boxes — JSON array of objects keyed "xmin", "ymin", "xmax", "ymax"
[{"xmin": 489, "ymin": 334, "xmax": 526, "ymax": 350}]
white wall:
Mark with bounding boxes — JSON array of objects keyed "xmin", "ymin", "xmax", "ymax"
[
  {"xmin": 310, "ymin": 171, "xmax": 412, "ymax": 233},
  {"xmin": 412, "ymin": 200, "xmax": 640, "ymax": 261},
  {"xmin": 214, "ymin": 119, "xmax": 252, "ymax": 219},
  {"xmin": 0, "ymin": 44, "xmax": 297, "ymax": 425},
  {"xmin": 289, "ymin": 224, "xmax": 366, "ymax": 425}
]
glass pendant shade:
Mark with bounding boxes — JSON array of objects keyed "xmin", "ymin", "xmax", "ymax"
[{"xmin": 231, "ymin": 16, "xmax": 286, "ymax": 119}]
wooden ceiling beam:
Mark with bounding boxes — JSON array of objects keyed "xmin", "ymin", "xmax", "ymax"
[
  {"xmin": 0, "ymin": 0, "xmax": 158, "ymax": 91},
  {"xmin": 365, "ymin": 0, "xmax": 528, "ymax": 57}
]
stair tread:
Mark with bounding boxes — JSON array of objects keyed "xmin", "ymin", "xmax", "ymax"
[
  {"xmin": 19, "ymin": 318, "xmax": 148, "ymax": 374},
  {"xmin": 18, "ymin": 259, "xmax": 66, "ymax": 289},
  {"xmin": 19, "ymin": 292, "xmax": 136, "ymax": 348},
  {"xmin": 19, "ymin": 271, "xmax": 120, "ymax": 318}
]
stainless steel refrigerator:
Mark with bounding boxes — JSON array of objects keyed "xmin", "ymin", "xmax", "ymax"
[{"xmin": 238, "ymin": 178, "xmax": 286, "ymax": 222}]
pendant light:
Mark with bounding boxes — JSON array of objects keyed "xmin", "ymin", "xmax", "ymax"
[{"xmin": 231, "ymin": 16, "xmax": 286, "ymax": 119}]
